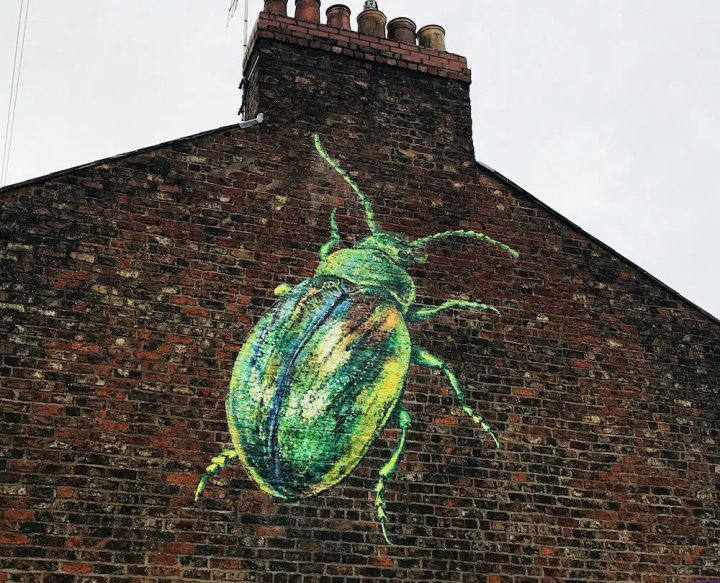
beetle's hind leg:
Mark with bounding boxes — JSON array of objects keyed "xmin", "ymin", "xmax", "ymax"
[
  {"xmin": 374, "ymin": 405, "xmax": 412, "ymax": 545},
  {"xmin": 411, "ymin": 346, "xmax": 500, "ymax": 449},
  {"xmin": 195, "ymin": 448, "xmax": 239, "ymax": 501}
]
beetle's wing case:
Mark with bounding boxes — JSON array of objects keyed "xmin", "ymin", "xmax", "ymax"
[
  {"xmin": 226, "ymin": 277, "xmax": 411, "ymax": 500},
  {"xmin": 225, "ymin": 278, "xmax": 343, "ymax": 496}
]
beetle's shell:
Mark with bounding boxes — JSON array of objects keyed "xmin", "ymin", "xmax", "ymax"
[{"xmin": 226, "ymin": 277, "xmax": 411, "ymax": 500}]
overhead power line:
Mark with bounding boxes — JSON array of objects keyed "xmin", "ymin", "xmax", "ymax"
[{"xmin": 1, "ymin": 0, "xmax": 31, "ymax": 188}]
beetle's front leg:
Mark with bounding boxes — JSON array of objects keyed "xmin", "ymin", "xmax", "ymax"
[
  {"xmin": 407, "ymin": 300, "xmax": 499, "ymax": 323},
  {"xmin": 318, "ymin": 207, "xmax": 340, "ymax": 260},
  {"xmin": 373, "ymin": 404, "xmax": 412, "ymax": 545},
  {"xmin": 274, "ymin": 284, "xmax": 294, "ymax": 297},
  {"xmin": 195, "ymin": 448, "xmax": 240, "ymax": 501},
  {"xmin": 411, "ymin": 346, "xmax": 500, "ymax": 448}
]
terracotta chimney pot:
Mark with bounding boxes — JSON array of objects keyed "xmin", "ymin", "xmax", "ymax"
[
  {"xmin": 263, "ymin": 0, "xmax": 288, "ymax": 16},
  {"xmin": 387, "ymin": 17, "xmax": 417, "ymax": 46},
  {"xmin": 326, "ymin": 4, "xmax": 351, "ymax": 30},
  {"xmin": 417, "ymin": 24, "xmax": 446, "ymax": 51},
  {"xmin": 357, "ymin": 8, "xmax": 387, "ymax": 38},
  {"xmin": 295, "ymin": 0, "xmax": 321, "ymax": 23}
]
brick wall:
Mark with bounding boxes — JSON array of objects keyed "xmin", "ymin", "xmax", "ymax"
[{"xmin": 1, "ymin": 11, "xmax": 719, "ymax": 583}]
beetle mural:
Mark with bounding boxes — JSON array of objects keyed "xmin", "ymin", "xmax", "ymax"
[{"xmin": 195, "ymin": 134, "xmax": 519, "ymax": 543}]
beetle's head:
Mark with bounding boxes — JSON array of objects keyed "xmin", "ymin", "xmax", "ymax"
[{"xmin": 356, "ymin": 231, "xmax": 428, "ymax": 267}]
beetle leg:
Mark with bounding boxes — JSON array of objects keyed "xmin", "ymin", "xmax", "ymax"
[
  {"xmin": 407, "ymin": 300, "xmax": 499, "ymax": 323},
  {"xmin": 411, "ymin": 346, "xmax": 500, "ymax": 449},
  {"xmin": 274, "ymin": 283, "xmax": 294, "ymax": 297},
  {"xmin": 318, "ymin": 207, "xmax": 340, "ymax": 260},
  {"xmin": 195, "ymin": 448, "xmax": 239, "ymax": 501},
  {"xmin": 374, "ymin": 405, "xmax": 412, "ymax": 545}
]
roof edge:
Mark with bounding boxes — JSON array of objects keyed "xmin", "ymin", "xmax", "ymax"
[
  {"xmin": 475, "ymin": 160, "xmax": 720, "ymax": 327},
  {"xmin": 0, "ymin": 123, "xmax": 240, "ymax": 195}
]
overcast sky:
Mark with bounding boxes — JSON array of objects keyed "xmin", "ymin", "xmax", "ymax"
[{"xmin": 1, "ymin": 1, "xmax": 718, "ymax": 319}]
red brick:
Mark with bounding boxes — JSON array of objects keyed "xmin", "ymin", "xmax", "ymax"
[
  {"xmin": 150, "ymin": 554, "xmax": 178, "ymax": 566},
  {"xmin": 370, "ymin": 556, "xmax": 395, "ymax": 567},
  {"xmin": 62, "ymin": 563, "xmax": 93, "ymax": 574},
  {"xmin": 0, "ymin": 533, "xmax": 30, "ymax": 545},
  {"xmin": 170, "ymin": 295, "xmax": 197, "ymax": 306},
  {"xmin": 57, "ymin": 486, "xmax": 74, "ymax": 498},
  {"xmin": 4, "ymin": 509, "xmax": 35, "ymax": 521},
  {"xmin": 163, "ymin": 542, "xmax": 195, "ymax": 555},
  {"xmin": 167, "ymin": 473, "xmax": 197, "ymax": 485},
  {"xmin": 34, "ymin": 403, "xmax": 63, "ymax": 415}
]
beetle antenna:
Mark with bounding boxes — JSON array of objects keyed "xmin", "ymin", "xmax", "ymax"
[
  {"xmin": 318, "ymin": 207, "xmax": 341, "ymax": 260},
  {"xmin": 409, "ymin": 229, "xmax": 519, "ymax": 259},
  {"xmin": 313, "ymin": 134, "xmax": 378, "ymax": 234}
]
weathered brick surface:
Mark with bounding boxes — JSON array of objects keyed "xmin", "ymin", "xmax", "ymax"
[{"xmin": 1, "ymin": 13, "xmax": 719, "ymax": 583}]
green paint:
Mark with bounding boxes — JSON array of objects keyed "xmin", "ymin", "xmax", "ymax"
[{"xmin": 196, "ymin": 134, "xmax": 519, "ymax": 544}]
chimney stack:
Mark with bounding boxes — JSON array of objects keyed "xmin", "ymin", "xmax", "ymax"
[
  {"xmin": 387, "ymin": 17, "xmax": 417, "ymax": 46},
  {"xmin": 357, "ymin": 4, "xmax": 387, "ymax": 37},
  {"xmin": 262, "ymin": 1, "xmax": 450, "ymax": 53},
  {"xmin": 263, "ymin": 0, "xmax": 288, "ymax": 16},
  {"xmin": 326, "ymin": 4, "xmax": 351, "ymax": 30},
  {"xmin": 256, "ymin": 1, "xmax": 451, "ymax": 53},
  {"xmin": 242, "ymin": 0, "xmax": 469, "ymax": 125},
  {"xmin": 294, "ymin": 0, "xmax": 321, "ymax": 23},
  {"xmin": 417, "ymin": 24, "xmax": 446, "ymax": 52}
]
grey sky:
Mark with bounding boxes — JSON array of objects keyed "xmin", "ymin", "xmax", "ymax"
[{"xmin": 1, "ymin": 0, "xmax": 718, "ymax": 318}]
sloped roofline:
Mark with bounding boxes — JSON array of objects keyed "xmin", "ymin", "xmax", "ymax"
[
  {"xmin": 0, "ymin": 124, "xmax": 239, "ymax": 195},
  {"xmin": 1, "ymin": 124, "xmax": 717, "ymax": 327},
  {"xmin": 475, "ymin": 159, "xmax": 720, "ymax": 327}
]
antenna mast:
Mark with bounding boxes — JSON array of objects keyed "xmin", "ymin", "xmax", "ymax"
[{"xmin": 243, "ymin": 0, "xmax": 249, "ymax": 54}]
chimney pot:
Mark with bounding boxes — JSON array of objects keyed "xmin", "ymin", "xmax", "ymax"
[
  {"xmin": 326, "ymin": 4, "xmax": 351, "ymax": 30},
  {"xmin": 294, "ymin": 0, "xmax": 321, "ymax": 23},
  {"xmin": 417, "ymin": 24, "xmax": 446, "ymax": 52},
  {"xmin": 263, "ymin": 0, "xmax": 288, "ymax": 16},
  {"xmin": 387, "ymin": 17, "xmax": 417, "ymax": 45},
  {"xmin": 357, "ymin": 8, "xmax": 387, "ymax": 38}
]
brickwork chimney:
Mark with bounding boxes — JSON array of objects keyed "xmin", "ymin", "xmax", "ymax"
[{"xmin": 241, "ymin": 6, "xmax": 475, "ymax": 165}]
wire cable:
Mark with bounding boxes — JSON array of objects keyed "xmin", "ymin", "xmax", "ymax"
[
  {"xmin": 1, "ymin": 0, "xmax": 30, "ymax": 187},
  {"xmin": 1, "ymin": 0, "xmax": 25, "ymax": 186}
]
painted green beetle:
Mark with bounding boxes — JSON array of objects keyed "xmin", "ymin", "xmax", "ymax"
[{"xmin": 196, "ymin": 134, "xmax": 518, "ymax": 543}]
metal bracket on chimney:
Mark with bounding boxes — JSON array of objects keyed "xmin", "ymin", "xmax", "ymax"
[{"xmin": 238, "ymin": 113, "xmax": 264, "ymax": 129}]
